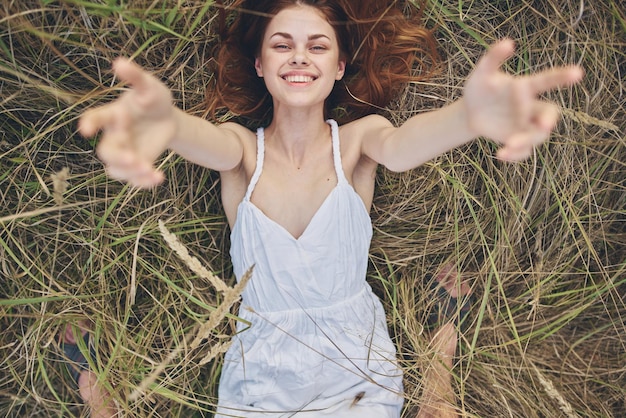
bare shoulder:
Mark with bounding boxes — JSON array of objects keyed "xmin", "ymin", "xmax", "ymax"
[
  {"xmin": 340, "ymin": 114, "xmax": 394, "ymax": 141},
  {"xmin": 217, "ymin": 121, "xmax": 256, "ymax": 144},
  {"xmin": 337, "ymin": 114, "xmax": 394, "ymax": 166},
  {"xmin": 216, "ymin": 121, "xmax": 257, "ymax": 176},
  {"xmin": 216, "ymin": 122, "xmax": 256, "ymax": 167}
]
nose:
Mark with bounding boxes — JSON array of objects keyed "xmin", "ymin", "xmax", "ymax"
[{"xmin": 290, "ymin": 47, "xmax": 309, "ymax": 65}]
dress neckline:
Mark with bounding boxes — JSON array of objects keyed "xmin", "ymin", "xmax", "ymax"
[
  {"xmin": 241, "ymin": 119, "xmax": 345, "ymax": 241},
  {"xmin": 244, "ymin": 185, "xmax": 341, "ymax": 242}
]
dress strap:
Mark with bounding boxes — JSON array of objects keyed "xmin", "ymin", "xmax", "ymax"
[
  {"xmin": 327, "ymin": 119, "xmax": 348, "ymax": 185},
  {"xmin": 244, "ymin": 127, "xmax": 265, "ymax": 201}
]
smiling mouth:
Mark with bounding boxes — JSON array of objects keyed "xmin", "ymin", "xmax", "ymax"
[{"xmin": 283, "ymin": 75, "xmax": 316, "ymax": 83}]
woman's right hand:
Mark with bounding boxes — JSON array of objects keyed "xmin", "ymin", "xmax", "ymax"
[{"xmin": 79, "ymin": 58, "xmax": 177, "ymax": 188}]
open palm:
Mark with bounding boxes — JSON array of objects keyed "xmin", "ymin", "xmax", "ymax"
[
  {"xmin": 464, "ymin": 39, "xmax": 583, "ymax": 161},
  {"xmin": 79, "ymin": 59, "xmax": 177, "ymax": 187}
]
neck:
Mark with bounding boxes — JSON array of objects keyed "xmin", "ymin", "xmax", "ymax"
[{"xmin": 264, "ymin": 105, "xmax": 330, "ymax": 161}]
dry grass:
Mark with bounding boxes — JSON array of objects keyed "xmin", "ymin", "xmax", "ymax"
[{"xmin": 0, "ymin": 0, "xmax": 624, "ymax": 417}]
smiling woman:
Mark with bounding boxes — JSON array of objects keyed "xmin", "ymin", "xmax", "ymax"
[
  {"xmin": 208, "ymin": 0, "xmax": 439, "ymax": 126},
  {"xmin": 252, "ymin": 7, "xmax": 346, "ymax": 115},
  {"xmin": 73, "ymin": 0, "xmax": 583, "ymax": 416}
]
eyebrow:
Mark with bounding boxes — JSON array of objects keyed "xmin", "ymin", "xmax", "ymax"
[{"xmin": 269, "ymin": 32, "xmax": 331, "ymax": 41}]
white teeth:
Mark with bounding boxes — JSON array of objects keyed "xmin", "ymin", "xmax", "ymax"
[{"xmin": 284, "ymin": 75, "xmax": 314, "ymax": 83}]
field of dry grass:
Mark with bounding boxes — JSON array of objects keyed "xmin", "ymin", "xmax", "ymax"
[{"xmin": 1, "ymin": 1, "xmax": 624, "ymax": 417}]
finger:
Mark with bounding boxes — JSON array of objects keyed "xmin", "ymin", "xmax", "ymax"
[
  {"xmin": 79, "ymin": 103, "xmax": 119, "ymax": 137},
  {"xmin": 532, "ymin": 102, "xmax": 560, "ymax": 133},
  {"xmin": 106, "ymin": 165, "xmax": 135, "ymax": 182},
  {"xmin": 497, "ymin": 132, "xmax": 530, "ymax": 161},
  {"xmin": 112, "ymin": 58, "xmax": 153, "ymax": 94},
  {"xmin": 97, "ymin": 139, "xmax": 156, "ymax": 176},
  {"xmin": 512, "ymin": 129, "xmax": 551, "ymax": 149},
  {"xmin": 497, "ymin": 129, "xmax": 549, "ymax": 161},
  {"xmin": 475, "ymin": 38, "xmax": 516, "ymax": 75},
  {"xmin": 512, "ymin": 78, "xmax": 533, "ymax": 130},
  {"xmin": 514, "ymin": 95, "xmax": 561, "ymax": 135},
  {"xmin": 528, "ymin": 65, "xmax": 584, "ymax": 95},
  {"xmin": 132, "ymin": 170, "xmax": 165, "ymax": 189},
  {"xmin": 106, "ymin": 164, "xmax": 163, "ymax": 188},
  {"xmin": 97, "ymin": 139, "xmax": 135, "ymax": 168},
  {"xmin": 94, "ymin": 107, "xmax": 133, "ymax": 165},
  {"xmin": 497, "ymin": 144, "xmax": 533, "ymax": 162},
  {"xmin": 105, "ymin": 159, "xmax": 165, "ymax": 187}
]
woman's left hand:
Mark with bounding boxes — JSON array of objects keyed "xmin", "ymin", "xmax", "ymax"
[{"xmin": 463, "ymin": 39, "xmax": 583, "ymax": 161}]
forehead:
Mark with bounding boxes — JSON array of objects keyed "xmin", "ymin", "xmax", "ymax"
[{"xmin": 264, "ymin": 5, "xmax": 336, "ymax": 39}]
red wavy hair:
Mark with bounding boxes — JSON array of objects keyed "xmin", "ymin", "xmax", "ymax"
[{"xmin": 207, "ymin": 0, "xmax": 438, "ymax": 125}]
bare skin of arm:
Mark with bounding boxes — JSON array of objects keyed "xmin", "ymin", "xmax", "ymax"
[
  {"xmin": 79, "ymin": 59, "xmax": 247, "ymax": 188},
  {"xmin": 79, "ymin": 40, "xmax": 582, "ymax": 230},
  {"xmin": 357, "ymin": 40, "xmax": 583, "ymax": 171}
]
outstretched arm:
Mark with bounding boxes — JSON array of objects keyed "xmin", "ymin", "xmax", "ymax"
[
  {"xmin": 361, "ymin": 39, "xmax": 584, "ymax": 171},
  {"xmin": 79, "ymin": 59, "xmax": 244, "ymax": 188}
]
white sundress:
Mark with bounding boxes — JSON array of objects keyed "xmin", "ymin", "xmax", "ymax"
[{"xmin": 216, "ymin": 119, "xmax": 404, "ymax": 417}]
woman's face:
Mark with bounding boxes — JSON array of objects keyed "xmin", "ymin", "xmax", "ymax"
[{"xmin": 254, "ymin": 5, "xmax": 346, "ymax": 111}]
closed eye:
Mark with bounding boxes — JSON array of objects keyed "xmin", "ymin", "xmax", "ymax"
[{"xmin": 274, "ymin": 44, "xmax": 290, "ymax": 50}]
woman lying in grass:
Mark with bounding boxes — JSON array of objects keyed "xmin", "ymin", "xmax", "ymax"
[{"xmin": 64, "ymin": 0, "xmax": 582, "ymax": 416}]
